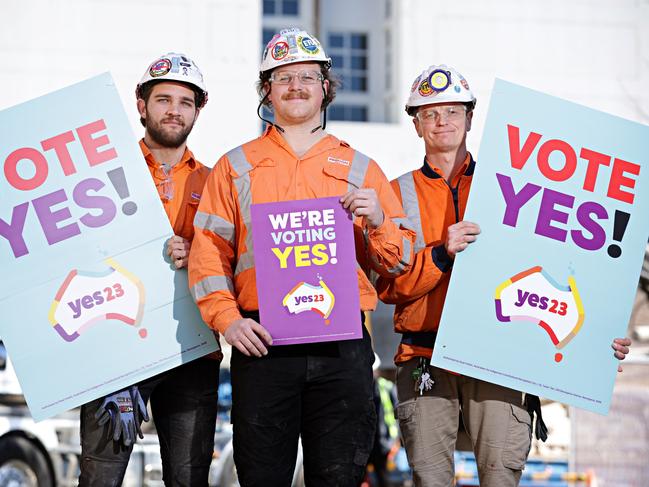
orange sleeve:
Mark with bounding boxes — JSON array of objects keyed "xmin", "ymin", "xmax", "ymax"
[
  {"xmin": 188, "ymin": 154, "xmax": 242, "ymax": 333},
  {"xmin": 376, "ymin": 180, "xmax": 452, "ymax": 303},
  {"xmin": 363, "ymin": 160, "xmax": 416, "ymax": 278}
]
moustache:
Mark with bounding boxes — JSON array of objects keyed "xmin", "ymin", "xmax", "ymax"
[
  {"xmin": 162, "ymin": 117, "xmax": 185, "ymax": 126},
  {"xmin": 282, "ymin": 92, "xmax": 310, "ymax": 100}
]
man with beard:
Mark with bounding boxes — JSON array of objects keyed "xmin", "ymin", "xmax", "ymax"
[
  {"xmin": 78, "ymin": 52, "xmax": 221, "ymax": 487},
  {"xmin": 188, "ymin": 27, "xmax": 415, "ymax": 486}
]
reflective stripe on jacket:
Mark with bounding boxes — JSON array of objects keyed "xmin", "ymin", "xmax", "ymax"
[
  {"xmin": 376, "ymin": 154, "xmax": 474, "ymax": 364},
  {"xmin": 188, "ymin": 126, "xmax": 415, "ymax": 333}
]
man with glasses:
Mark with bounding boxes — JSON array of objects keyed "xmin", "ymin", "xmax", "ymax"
[
  {"xmin": 188, "ymin": 27, "xmax": 415, "ymax": 486},
  {"xmin": 375, "ymin": 64, "xmax": 632, "ymax": 487},
  {"xmin": 79, "ymin": 52, "xmax": 221, "ymax": 487}
]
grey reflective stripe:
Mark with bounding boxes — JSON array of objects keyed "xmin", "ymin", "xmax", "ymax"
[
  {"xmin": 347, "ymin": 151, "xmax": 370, "ymax": 191},
  {"xmin": 191, "ymin": 275, "xmax": 234, "ymax": 301},
  {"xmin": 230, "ymin": 145, "xmax": 255, "ymax": 276},
  {"xmin": 235, "ymin": 250, "xmax": 255, "ymax": 276},
  {"xmin": 194, "ymin": 211, "xmax": 235, "ymax": 245},
  {"xmin": 227, "ymin": 145, "xmax": 253, "ymax": 176},
  {"xmin": 397, "ymin": 172, "xmax": 426, "ymax": 252},
  {"xmin": 392, "ymin": 217, "xmax": 416, "ymax": 232},
  {"xmin": 385, "ymin": 235, "xmax": 413, "ymax": 275}
]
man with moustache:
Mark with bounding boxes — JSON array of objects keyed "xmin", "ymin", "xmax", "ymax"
[
  {"xmin": 78, "ymin": 53, "xmax": 221, "ymax": 487},
  {"xmin": 188, "ymin": 28, "xmax": 415, "ymax": 486}
]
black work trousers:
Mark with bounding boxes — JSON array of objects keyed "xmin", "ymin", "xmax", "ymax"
[
  {"xmin": 231, "ymin": 322, "xmax": 376, "ymax": 487},
  {"xmin": 79, "ymin": 357, "xmax": 220, "ymax": 487}
]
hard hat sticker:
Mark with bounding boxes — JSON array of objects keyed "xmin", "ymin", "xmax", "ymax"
[
  {"xmin": 428, "ymin": 69, "xmax": 451, "ymax": 92},
  {"xmin": 49, "ymin": 258, "xmax": 146, "ymax": 342},
  {"xmin": 149, "ymin": 58, "xmax": 172, "ymax": 78},
  {"xmin": 298, "ymin": 36, "xmax": 320, "ymax": 55},
  {"xmin": 418, "ymin": 79, "xmax": 435, "ymax": 97},
  {"xmin": 494, "ymin": 266, "xmax": 584, "ymax": 362},
  {"xmin": 282, "ymin": 277, "xmax": 335, "ymax": 323},
  {"xmin": 272, "ymin": 42, "xmax": 289, "ymax": 60},
  {"xmin": 287, "ymin": 34, "xmax": 298, "ymax": 53},
  {"xmin": 410, "ymin": 75, "xmax": 422, "ymax": 93}
]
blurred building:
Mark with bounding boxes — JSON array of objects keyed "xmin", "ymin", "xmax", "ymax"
[
  {"xmin": 262, "ymin": 0, "xmax": 649, "ymax": 180},
  {"xmin": 1, "ymin": 2, "xmax": 649, "ymax": 482},
  {"xmin": 1, "ymin": 0, "xmax": 648, "ymax": 178}
]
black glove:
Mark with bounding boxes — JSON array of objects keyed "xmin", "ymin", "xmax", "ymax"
[
  {"xmin": 525, "ymin": 394, "xmax": 548, "ymax": 442},
  {"xmin": 95, "ymin": 386, "xmax": 148, "ymax": 447}
]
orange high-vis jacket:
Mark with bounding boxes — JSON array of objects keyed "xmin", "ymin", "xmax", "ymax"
[
  {"xmin": 188, "ymin": 127, "xmax": 416, "ymax": 334},
  {"xmin": 141, "ymin": 140, "xmax": 210, "ymax": 242},
  {"xmin": 376, "ymin": 154, "xmax": 474, "ymax": 364},
  {"xmin": 141, "ymin": 140, "xmax": 222, "ymax": 360}
]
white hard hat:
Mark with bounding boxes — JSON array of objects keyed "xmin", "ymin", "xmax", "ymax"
[
  {"xmin": 260, "ymin": 27, "xmax": 331, "ymax": 74},
  {"xmin": 405, "ymin": 64, "xmax": 475, "ymax": 115},
  {"xmin": 136, "ymin": 52, "xmax": 208, "ymax": 108}
]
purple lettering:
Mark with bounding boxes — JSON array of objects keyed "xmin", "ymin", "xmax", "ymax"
[
  {"xmin": 32, "ymin": 189, "xmax": 80, "ymax": 246},
  {"xmin": 81, "ymin": 295, "xmax": 94, "ymax": 309},
  {"xmin": 534, "ymin": 188, "xmax": 574, "ymax": 242},
  {"xmin": 528, "ymin": 293, "xmax": 539, "ymax": 307},
  {"xmin": 539, "ymin": 296, "xmax": 549, "ymax": 310},
  {"xmin": 0, "ymin": 203, "xmax": 30, "ymax": 258},
  {"xmin": 68, "ymin": 298, "xmax": 82, "ymax": 319},
  {"xmin": 496, "ymin": 173, "xmax": 542, "ymax": 227},
  {"xmin": 514, "ymin": 289, "xmax": 529, "ymax": 307},
  {"xmin": 73, "ymin": 178, "xmax": 117, "ymax": 228},
  {"xmin": 570, "ymin": 201, "xmax": 608, "ymax": 251}
]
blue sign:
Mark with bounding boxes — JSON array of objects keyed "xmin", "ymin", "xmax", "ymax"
[
  {"xmin": 432, "ymin": 79, "xmax": 649, "ymax": 414},
  {"xmin": 0, "ymin": 73, "xmax": 218, "ymax": 421}
]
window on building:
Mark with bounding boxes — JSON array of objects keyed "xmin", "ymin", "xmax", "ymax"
[
  {"xmin": 329, "ymin": 104, "xmax": 368, "ymax": 122},
  {"xmin": 263, "ymin": 0, "xmax": 299, "ymax": 16},
  {"xmin": 327, "ymin": 32, "xmax": 368, "ymax": 93},
  {"xmin": 262, "ymin": 27, "xmax": 276, "ymax": 54}
]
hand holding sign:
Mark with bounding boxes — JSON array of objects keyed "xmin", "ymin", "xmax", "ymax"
[
  {"xmin": 251, "ymin": 197, "xmax": 361, "ymax": 345},
  {"xmin": 224, "ymin": 318, "xmax": 272, "ymax": 357},
  {"xmin": 167, "ymin": 235, "xmax": 191, "ymax": 269},
  {"xmin": 445, "ymin": 221, "xmax": 481, "ymax": 258},
  {"xmin": 340, "ymin": 188, "xmax": 384, "ymax": 228}
]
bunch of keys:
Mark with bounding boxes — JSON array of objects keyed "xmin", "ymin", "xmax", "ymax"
[{"xmin": 411, "ymin": 356, "xmax": 434, "ymax": 395}]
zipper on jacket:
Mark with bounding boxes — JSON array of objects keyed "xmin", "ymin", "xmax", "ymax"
[{"xmin": 445, "ymin": 180, "xmax": 460, "ymax": 223}]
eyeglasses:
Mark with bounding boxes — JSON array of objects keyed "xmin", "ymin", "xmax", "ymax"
[
  {"xmin": 154, "ymin": 164, "xmax": 175, "ymax": 201},
  {"xmin": 270, "ymin": 70, "xmax": 324, "ymax": 85},
  {"xmin": 417, "ymin": 106, "xmax": 467, "ymax": 123}
]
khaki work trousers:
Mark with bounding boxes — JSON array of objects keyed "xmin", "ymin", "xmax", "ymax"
[{"xmin": 395, "ymin": 359, "xmax": 532, "ymax": 487}]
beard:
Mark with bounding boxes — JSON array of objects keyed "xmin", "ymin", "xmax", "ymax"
[{"xmin": 146, "ymin": 116, "xmax": 194, "ymax": 148}]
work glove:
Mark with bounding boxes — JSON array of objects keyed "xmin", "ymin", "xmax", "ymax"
[
  {"xmin": 130, "ymin": 385, "xmax": 149, "ymax": 440},
  {"xmin": 95, "ymin": 385, "xmax": 148, "ymax": 447},
  {"xmin": 524, "ymin": 394, "xmax": 548, "ymax": 442}
]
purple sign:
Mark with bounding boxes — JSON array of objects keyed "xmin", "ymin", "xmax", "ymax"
[{"xmin": 251, "ymin": 197, "xmax": 361, "ymax": 345}]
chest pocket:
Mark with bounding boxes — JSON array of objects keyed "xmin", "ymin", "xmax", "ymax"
[
  {"xmin": 247, "ymin": 159, "xmax": 281, "ymax": 202},
  {"xmin": 321, "ymin": 150, "xmax": 370, "ymax": 195}
]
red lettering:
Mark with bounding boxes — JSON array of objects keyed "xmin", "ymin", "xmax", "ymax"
[
  {"xmin": 76, "ymin": 119, "xmax": 117, "ymax": 167},
  {"xmin": 507, "ymin": 124, "xmax": 542, "ymax": 170},
  {"xmin": 41, "ymin": 130, "xmax": 77, "ymax": 176},
  {"xmin": 579, "ymin": 148, "xmax": 611, "ymax": 192},
  {"xmin": 608, "ymin": 158, "xmax": 640, "ymax": 204},
  {"xmin": 537, "ymin": 139, "xmax": 577, "ymax": 182},
  {"xmin": 4, "ymin": 147, "xmax": 49, "ymax": 191}
]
